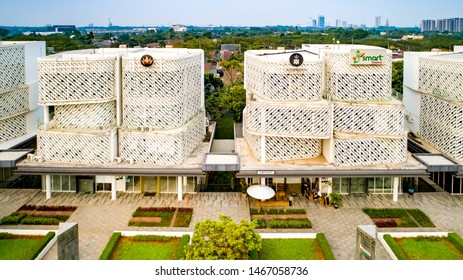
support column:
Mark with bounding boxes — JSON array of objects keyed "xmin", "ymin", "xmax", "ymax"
[
  {"xmin": 157, "ymin": 176, "xmax": 161, "ymax": 194},
  {"xmin": 111, "ymin": 176, "xmax": 117, "ymax": 200},
  {"xmin": 183, "ymin": 176, "xmax": 187, "ymax": 193},
  {"xmin": 45, "ymin": 175, "xmax": 52, "ymax": 199},
  {"xmin": 393, "ymin": 177, "xmax": 399, "ymax": 202},
  {"xmin": 261, "ymin": 177, "xmax": 266, "ymax": 185},
  {"xmin": 140, "ymin": 176, "xmax": 144, "ymax": 194},
  {"xmin": 177, "ymin": 176, "xmax": 183, "ymax": 201},
  {"xmin": 43, "ymin": 106, "xmax": 50, "ymax": 130}
]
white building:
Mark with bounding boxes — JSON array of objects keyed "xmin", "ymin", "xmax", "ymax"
[
  {"xmin": 403, "ymin": 48, "xmax": 463, "ymax": 193},
  {"xmin": 237, "ymin": 45, "xmax": 426, "ymax": 199},
  {"xmin": 17, "ymin": 47, "xmax": 206, "ymax": 200},
  {"xmin": 0, "ymin": 41, "xmax": 45, "ymax": 149}
]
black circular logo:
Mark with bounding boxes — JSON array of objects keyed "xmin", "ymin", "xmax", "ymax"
[
  {"xmin": 140, "ymin": 54, "xmax": 154, "ymax": 67},
  {"xmin": 289, "ymin": 53, "xmax": 303, "ymax": 67}
]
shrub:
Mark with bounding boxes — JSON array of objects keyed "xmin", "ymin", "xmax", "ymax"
[
  {"xmin": 249, "ymin": 208, "xmax": 263, "ymax": 215},
  {"xmin": 130, "ymin": 235, "xmax": 176, "ymax": 242},
  {"xmin": 448, "ymin": 232, "xmax": 463, "ymax": 253},
  {"xmin": 383, "ymin": 234, "xmax": 406, "ymax": 260},
  {"xmin": 99, "ymin": 232, "xmax": 122, "ymax": 260},
  {"xmin": 0, "ymin": 213, "xmax": 25, "ymax": 225},
  {"xmin": 252, "ymin": 218, "xmax": 266, "ymax": 228},
  {"xmin": 407, "ymin": 209, "xmax": 435, "ymax": 227},
  {"xmin": 30, "ymin": 232, "xmax": 56, "ymax": 260},
  {"xmin": 267, "ymin": 208, "xmax": 306, "ymax": 214},
  {"xmin": 0, "ymin": 232, "xmax": 14, "ymax": 239},
  {"xmin": 173, "ymin": 212, "xmax": 192, "ymax": 227},
  {"xmin": 374, "ymin": 219, "xmax": 397, "ymax": 228},
  {"xmin": 135, "ymin": 207, "xmax": 176, "ymax": 213},
  {"xmin": 316, "ymin": 233, "xmax": 335, "ymax": 260},
  {"xmin": 176, "ymin": 234, "xmax": 190, "ymax": 260},
  {"xmin": 20, "ymin": 216, "xmax": 61, "ymax": 225},
  {"xmin": 268, "ymin": 218, "xmax": 311, "ymax": 228},
  {"xmin": 248, "ymin": 249, "xmax": 259, "ymax": 260}
]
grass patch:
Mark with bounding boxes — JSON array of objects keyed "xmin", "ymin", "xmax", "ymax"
[
  {"xmin": 214, "ymin": 117, "xmax": 234, "ymax": 139},
  {"xmin": 258, "ymin": 239, "xmax": 325, "ymax": 260},
  {"xmin": 110, "ymin": 236, "xmax": 181, "ymax": 260},
  {"xmin": 394, "ymin": 236, "xmax": 463, "ymax": 260},
  {"xmin": 0, "ymin": 232, "xmax": 55, "ymax": 260},
  {"xmin": 176, "ymin": 235, "xmax": 190, "ymax": 260},
  {"xmin": 173, "ymin": 209, "xmax": 193, "ymax": 227},
  {"xmin": 362, "ymin": 208, "xmax": 435, "ymax": 228}
]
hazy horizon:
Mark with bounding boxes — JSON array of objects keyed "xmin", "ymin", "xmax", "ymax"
[{"xmin": 1, "ymin": 0, "xmax": 462, "ymax": 28}]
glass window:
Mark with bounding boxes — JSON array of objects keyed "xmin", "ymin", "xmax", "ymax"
[
  {"xmin": 62, "ymin": 175, "xmax": 70, "ymax": 191},
  {"xmin": 52, "ymin": 175, "xmax": 61, "ymax": 191},
  {"xmin": 383, "ymin": 177, "xmax": 392, "ymax": 193},
  {"xmin": 367, "ymin": 178, "xmax": 375, "ymax": 193}
]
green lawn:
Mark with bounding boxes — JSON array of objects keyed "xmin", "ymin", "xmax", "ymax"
[
  {"xmin": 395, "ymin": 237, "xmax": 463, "ymax": 260},
  {"xmin": 258, "ymin": 239, "xmax": 325, "ymax": 260},
  {"xmin": 111, "ymin": 237, "xmax": 180, "ymax": 260},
  {"xmin": 0, "ymin": 237, "xmax": 45, "ymax": 260},
  {"xmin": 214, "ymin": 117, "xmax": 234, "ymax": 139}
]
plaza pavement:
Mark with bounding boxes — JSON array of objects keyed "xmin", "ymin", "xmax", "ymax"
[{"xmin": 1, "ymin": 189, "xmax": 463, "ymax": 260}]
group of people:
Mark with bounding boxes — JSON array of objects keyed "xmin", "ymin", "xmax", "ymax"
[{"xmin": 302, "ymin": 181, "xmax": 321, "ymax": 200}]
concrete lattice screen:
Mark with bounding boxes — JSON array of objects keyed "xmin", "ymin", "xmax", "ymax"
[{"xmin": 243, "ymin": 47, "xmax": 407, "ymax": 166}]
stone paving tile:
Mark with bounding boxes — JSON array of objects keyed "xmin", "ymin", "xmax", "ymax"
[{"xmin": 2, "ymin": 190, "xmax": 463, "ymax": 260}]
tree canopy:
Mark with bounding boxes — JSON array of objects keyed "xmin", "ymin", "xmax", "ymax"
[{"xmin": 184, "ymin": 215, "xmax": 262, "ymax": 260}]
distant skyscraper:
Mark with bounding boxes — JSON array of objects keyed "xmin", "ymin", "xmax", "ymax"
[
  {"xmin": 375, "ymin": 16, "xmax": 382, "ymax": 28},
  {"xmin": 312, "ymin": 19, "xmax": 317, "ymax": 27},
  {"xmin": 425, "ymin": 18, "xmax": 463, "ymax": 32},
  {"xmin": 318, "ymin": 15, "xmax": 325, "ymax": 28}
]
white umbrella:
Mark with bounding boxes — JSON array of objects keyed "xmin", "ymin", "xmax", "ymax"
[{"xmin": 247, "ymin": 185, "xmax": 275, "ymax": 201}]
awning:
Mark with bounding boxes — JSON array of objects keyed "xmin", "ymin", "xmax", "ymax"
[
  {"xmin": 0, "ymin": 149, "xmax": 33, "ymax": 168},
  {"xmin": 202, "ymin": 153, "xmax": 240, "ymax": 171},
  {"xmin": 412, "ymin": 154, "xmax": 462, "ymax": 173}
]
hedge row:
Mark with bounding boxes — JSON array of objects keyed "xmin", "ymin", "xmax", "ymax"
[
  {"xmin": 176, "ymin": 235, "xmax": 190, "ymax": 260},
  {"xmin": 99, "ymin": 232, "xmax": 122, "ymax": 260},
  {"xmin": 130, "ymin": 235, "xmax": 175, "ymax": 242},
  {"xmin": 252, "ymin": 218, "xmax": 266, "ymax": 229},
  {"xmin": 383, "ymin": 234, "xmax": 406, "ymax": 260},
  {"xmin": 268, "ymin": 218, "xmax": 311, "ymax": 228},
  {"xmin": 267, "ymin": 208, "xmax": 306, "ymax": 215},
  {"xmin": 0, "ymin": 232, "xmax": 14, "ymax": 239},
  {"xmin": 135, "ymin": 207, "xmax": 176, "ymax": 213},
  {"xmin": 30, "ymin": 232, "xmax": 56, "ymax": 260},
  {"xmin": 18, "ymin": 205, "xmax": 77, "ymax": 212},
  {"xmin": 448, "ymin": 232, "xmax": 463, "ymax": 253},
  {"xmin": 316, "ymin": 233, "xmax": 335, "ymax": 260}
]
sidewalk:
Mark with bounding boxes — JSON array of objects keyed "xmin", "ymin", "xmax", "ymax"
[{"xmin": 1, "ymin": 189, "xmax": 463, "ymax": 260}]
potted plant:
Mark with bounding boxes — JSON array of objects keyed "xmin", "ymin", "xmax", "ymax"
[
  {"xmin": 329, "ymin": 192, "xmax": 343, "ymax": 209},
  {"xmin": 240, "ymin": 182, "xmax": 248, "ymax": 198}
]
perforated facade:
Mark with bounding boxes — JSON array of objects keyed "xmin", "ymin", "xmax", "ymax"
[
  {"xmin": 36, "ymin": 48, "xmax": 205, "ymax": 165},
  {"xmin": 0, "ymin": 42, "xmax": 45, "ymax": 149},
  {"xmin": 244, "ymin": 45, "xmax": 406, "ymax": 166},
  {"xmin": 404, "ymin": 51, "xmax": 463, "ymax": 164}
]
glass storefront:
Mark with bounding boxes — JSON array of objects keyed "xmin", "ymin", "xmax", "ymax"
[{"xmin": 47, "ymin": 175, "xmax": 77, "ymax": 192}]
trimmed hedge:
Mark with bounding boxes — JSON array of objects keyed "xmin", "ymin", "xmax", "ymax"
[
  {"xmin": 268, "ymin": 218, "xmax": 311, "ymax": 228},
  {"xmin": 249, "ymin": 208, "xmax": 263, "ymax": 215},
  {"xmin": 177, "ymin": 208, "xmax": 193, "ymax": 213},
  {"xmin": 20, "ymin": 216, "xmax": 61, "ymax": 225},
  {"xmin": 0, "ymin": 232, "xmax": 14, "ymax": 239},
  {"xmin": 176, "ymin": 234, "xmax": 190, "ymax": 260},
  {"xmin": 448, "ymin": 232, "xmax": 463, "ymax": 253},
  {"xmin": 130, "ymin": 235, "xmax": 175, "ymax": 242},
  {"xmin": 316, "ymin": 233, "xmax": 335, "ymax": 260},
  {"xmin": 383, "ymin": 234, "xmax": 406, "ymax": 260},
  {"xmin": 18, "ymin": 205, "xmax": 77, "ymax": 212},
  {"xmin": 0, "ymin": 213, "xmax": 25, "ymax": 225},
  {"xmin": 252, "ymin": 218, "xmax": 266, "ymax": 229},
  {"xmin": 135, "ymin": 207, "xmax": 176, "ymax": 213},
  {"xmin": 99, "ymin": 232, "xmax": 122, "ymax": 260},
  {"xmin": 267, "ymin": 208, "xmax": 306, "ymax": 215},
  {"xmin": 407, "ymin": 209, "xmax": 435, "ymax": 227},
  {"xmin": 374, "ymin": 219, "xmax": 397, "ymax": 228},
  {"xmin": 132, "ymin": 211, "xmax": 173, "ymax": 217},
  {"xmin": 30, "ymin": 232, "xmax": 56, "ymax": 260}
]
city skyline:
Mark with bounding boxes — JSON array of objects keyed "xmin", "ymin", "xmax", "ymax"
[{"xmin": 1, "ymin": 0, "xmax": 463, "ymax": 28}]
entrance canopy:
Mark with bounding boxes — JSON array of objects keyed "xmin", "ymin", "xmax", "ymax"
[
  {"xmin": 413, "ymin": 154, "xmax": 462, "ymax": 173},
  {"xmin": 247, "ymin": 184, "xmax": 275, "ymax": 201}
]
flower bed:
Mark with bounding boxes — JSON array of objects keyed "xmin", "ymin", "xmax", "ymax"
[
  {"xmin": 0, "ymin": 205, "xmax": 76, "ymax": 225},
  {"xmin": 362, "ymin": 208, "xmax": 435, "ymax": 228},
  {"xmin": 128, "ymin": 207, "xmax": 193, "ymax": 227},
  {"xmin": 250, "ymin": 208, "xmax": 311, "ymax": 229}
]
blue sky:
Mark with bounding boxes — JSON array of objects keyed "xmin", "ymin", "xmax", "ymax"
[{"xmin": 1, "ymin": 0, "xmax": 462, "ymax": 27}]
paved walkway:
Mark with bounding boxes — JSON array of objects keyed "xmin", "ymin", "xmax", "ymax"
[{"xmin": 1, "ymin": 189, "xmax": 463, "ymax": 260}]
